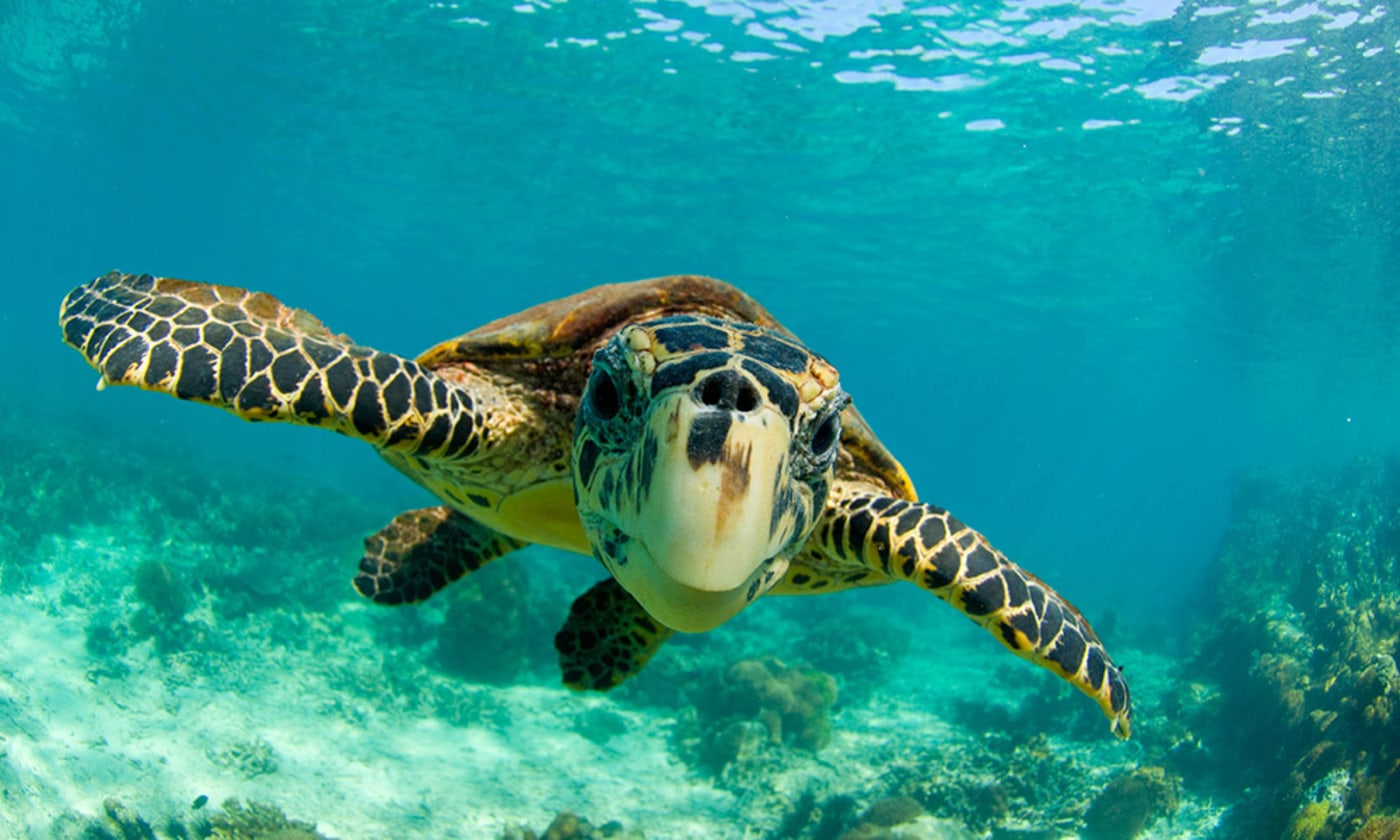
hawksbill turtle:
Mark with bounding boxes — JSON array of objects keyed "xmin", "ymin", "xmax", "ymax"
[{"xmin": 59, "ymin": 271, "xmax": 1132, "ymax": 738}]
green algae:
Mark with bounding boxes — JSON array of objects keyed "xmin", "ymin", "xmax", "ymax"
[{"xmin": 1190, "ymin": 454, "xmax": 1400, "ymax": 838}]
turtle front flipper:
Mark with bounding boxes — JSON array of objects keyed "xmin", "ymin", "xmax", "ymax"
[
  {"xmin": 59, "ymin": 272, "xmax": 481, "ymax": 458},
  {"xmin": 825, "ymin": 494, "xmax": 1133, "ymax": 739},
  {"xmin": 555, "ymin": 577, "xmax": 676, "ymax": 691},
  {"xmin": 355, "ymin": 506, "xmax": 527, "ymax": 605}
]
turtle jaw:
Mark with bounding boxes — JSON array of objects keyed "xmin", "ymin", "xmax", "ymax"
[
  {"xmin": 617, "ymin": 534, "xmax": 792, "ymax": 633},
  {"xmin": 579, "ymin": 392, "xmax": 813, "ymax": 633}
]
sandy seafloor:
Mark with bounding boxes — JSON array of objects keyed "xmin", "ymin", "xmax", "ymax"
[{"xmin": 0, "ymin": 507, "xmax": 1227, "ymax": 839}]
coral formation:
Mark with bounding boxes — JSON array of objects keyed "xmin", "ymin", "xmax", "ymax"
[
  {"xmin": 1189, "ymin": 455, "xmax": 1400, "ymax": 838},
  {"xmin": 74, "ymin": 799, "xmax": 157, "ymax": 840},
  {"xmin": 54, "ymin": 798, "xmax": 327, "ymax": 840},
  {"xmin": 700, "ymin": 660, "xmax": 828, "ymax": 750},
  {"xmin": 1288, "ymin": 802, "xmax": 1337, "ymax": 840},
  {"xmin": 685, "ymin": 657, "xmax": 838, "ymax": 772},
  {"xmin": 1080, "ymin": 766, "xmax": 1180, "ymax": 840},
  {"xmin": 199, "ymin": 798, "xmax": 328, "ymax": 839},
  {"xmin": 208, "ymin": 738, "xmax": 281, "ymax": 779},
  {"xmin": 1350, "ymin": 815, "xmax": 1400, "ymax": 840},
  {"xmin": 500, "ymin": 810, "xmax": 644, "ymax": 839},
  {"xmin": 133, "ymin": 558, "xmax": 192, "ymax": 620},
  {"xmin": 860, "ymin": 796, "xmax": 925, "ymax": 828}
]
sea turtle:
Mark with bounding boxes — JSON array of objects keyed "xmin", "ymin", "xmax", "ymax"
[{"xmin": 59, "ymin": 271, "xmax": 1132, "ymax": 738}]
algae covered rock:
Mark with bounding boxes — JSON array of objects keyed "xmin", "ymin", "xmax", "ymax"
[
  {"xmin": 1349, "ymin": 815, "xmax": 1400, "ymax": 840},
  {"xmin": 76, "ymin": 799, "xmax": 157, "ymax": 840},
  {"xmin": 500, "ymin": 810, "xmax": 645, "ymax": 839},
  {"xmin": 1189, "ymin": 456, "xmax": 1400, "ymax": 837},
  {"xmin": 860, "ymin": 796, "xmax": 925, "ymax": 828},
  {"xmin": 1081, "ymin": 766, "xmax": 1180, "ymax": 840},
  {"xmin": 694, "ymin": 657, "xmax": 838, "ymax": 758},
  {"xmin": 54, "ymin": 797, "xmax": 328, "ymax": 840},
  {"xmin": 200, "ymin": 798, "xmax": 329, "ymax": 839},
  {"xmin": 133, "ymin": 558, "xmax": 193, "ymax": 620}
]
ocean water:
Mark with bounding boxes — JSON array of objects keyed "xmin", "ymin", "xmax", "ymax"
[{"xmin": 2, "ymin": 1, "xmax": 1398, "ymax": 838}]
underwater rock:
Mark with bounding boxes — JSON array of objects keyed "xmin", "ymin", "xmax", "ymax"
[
  {"xmin": 678, "ymin": 656, "xmax": 840, "ymax": 775},
  {"xmin": 1349, "ymin": 815, "xmax": 1400, "ymax": 840},
  {"xmin": 860, "ymin": 796, "xmax": 925, "ymax": 828},
  {"xmin": 1190, "ymin": 456, "xmax": 1400, "ymax": 838},
  {"xmin": 572, "ymin": 705, "xmax": 631, "ymax": 745},
  {"xmin": 499, "ymin": 810, "xmax": 645, "ymax": 840},
  {"xmin": 198, "ymin": 798, "xmax": 329, "ymax": 839},
  {"xmin": 71, "ymin": 799, "xmax": 157, "ymax": 840},
  {"xmin": 133, "ymin": 558, "xmax": 192, "ymax": 620},
  {"xmin": 1287, "ymin": 801, "xmax": 1338, "ymax": 840},
  {"xmin": 963, "ymin": 783, "xmax": 1011, "ymax": 829},
  {"xmin": 207, "ymin": 737, "xmax": 281, "ymax": 778},
  {"xmin": 1080, "ymin": 766, "xmax": 1180, "ymax": 840},
  {"xmin": 695, "ymin": 657, "xmax": 838, "ymax": 756}
]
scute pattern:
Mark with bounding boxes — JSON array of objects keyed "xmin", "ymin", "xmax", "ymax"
[
  {"xmin": 818, "ymin": 493, "xmax": 1133, "ymax": 738},
  {"xmin": 59, "ymin": 272, "xmax": 482, "ymax": 458},
  {"xmin": 555, "ymin": 577, "xmax": 676, "ymax": 690},
  {"xmin": 355, "ymin": 506, "xmax": 526, "ymax": 605}
]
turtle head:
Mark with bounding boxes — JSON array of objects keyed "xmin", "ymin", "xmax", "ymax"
[{"xmin": 572, "ymin": 315, "xmax": 847, "ymax": 633}]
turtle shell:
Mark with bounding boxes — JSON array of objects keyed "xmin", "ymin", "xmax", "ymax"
[{"xmin": 417, "ymin": 275, "xmax": 915, "ymax": 501}]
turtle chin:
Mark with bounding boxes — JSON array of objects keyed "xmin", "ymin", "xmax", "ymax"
[{"xmin": 618, "ymin": 539, "xmax": 790, "ymax": 633}]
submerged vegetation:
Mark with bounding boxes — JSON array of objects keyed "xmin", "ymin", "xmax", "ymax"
[{"xmin": 1187, "ymin": 455, "xmax": 1400, "ymax": 839}]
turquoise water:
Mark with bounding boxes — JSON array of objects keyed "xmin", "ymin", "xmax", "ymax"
[{"xmin": 2, "ymin": 1, "xmax": 1398, "ymax": 837}]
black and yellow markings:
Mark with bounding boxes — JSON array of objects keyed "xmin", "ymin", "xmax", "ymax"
[
  {"xmin": 354, "ymin": 506, "xmax": 525, "ymax": 605},
  {"xmin": 60, "ymin": 272, "xmax": 483, "ymax": 460},
  {"xmin": 651, "ymin": 321, "xmax": 731, "ymax": 353},
  {"xmin": 685, "ymin": 411, "xmax": 733, "ymax": 467},
  {"xmin": 828, "ymin": 494, "xmax": 1133, "ymax": 738},
  {"xmin": 649, "ymin": 350, "xmax": 732, "ymax": 395},
  {"xmin": 555, "ymin": 577, "xmax": 676, "ymax": 690}
]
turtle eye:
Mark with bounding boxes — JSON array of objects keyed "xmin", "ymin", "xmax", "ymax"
[
  {"xmin": 588, "ymin": 369, "xmax": 620, "ymax": 421},
  {"xmin": 811, "ymin": 411, "xmax": 840, "ymax": 458}
]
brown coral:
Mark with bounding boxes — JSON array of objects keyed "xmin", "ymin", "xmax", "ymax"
[
  {"xmin": 1082, "ymin": 766, "xmax": 1180, "ymax": 840},
  {"xmin": 1350, "ymin": 815, "xmax": 1400, "ymax": 840},
  {"xmin": 697, "ymin": 657, "xmax": 838, "ymax": 753}
]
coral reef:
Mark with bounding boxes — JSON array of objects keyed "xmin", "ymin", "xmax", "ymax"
[
  {"xmin": 684, "ymin": 657, "xmax": 838, "ymax": 773},
  {"xmin": 1080, "ymin": 766, "xmax": 1180, "ymax": 840},
  {"xmin": 1350, "ymin": 815, "xmax": 1400, "ymax": 840},
  {"xmin": 861, "ymin": 796, "xmax": 925, "ymax": 828},
  {"xmin": 53, "ymin": 798, "xmax": 327, "ymax": 840},
  {"xmin": 69, "ymin": 799, "xmax": 157, "ymax": 840},
  {"xmin": 198, "ymin": 798, "xmax": 328, "ymax": 839},
  {"xmin": 500, "ymin": 810, "xmax": 645, "ymax": 839},
  {"xmin": 208, "ymin": 737, "xmax": 281, "ymax": 779},
  {"xmin": 1189, "ymin": 455, "xmax": 1400, "ymax": 838},
  {"xmin": 133, "ymin": 558, "xmax": 192, "ymax": 620}
]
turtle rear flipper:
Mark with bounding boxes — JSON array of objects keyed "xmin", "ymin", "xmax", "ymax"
[
  {"xmin": 59, "ymin": 271, "xmax": 481, "ymax": 458},
  {"xmin": 555, "ymin": 577, "xmax": 676, "ymax": 691},
  {"xmin": 355, "ymin": 506, "xmax": 527, "ymax": 605}
]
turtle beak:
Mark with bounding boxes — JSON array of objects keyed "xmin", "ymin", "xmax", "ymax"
[{"xmin": 612, "ymin": 388, "xmax": 803, "ymax": 632}]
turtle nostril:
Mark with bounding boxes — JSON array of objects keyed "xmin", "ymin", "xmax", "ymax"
[
  {"xmin": 700, "ymin": 377, "xmax": 724, "ymax": 407},
  {"xmin": 735, "ymin": 383, "xmax": 758, "ymax": 413},
  {"xmin": 693, "ymin": 370, "xmax": 762, "ymax": 413}
]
